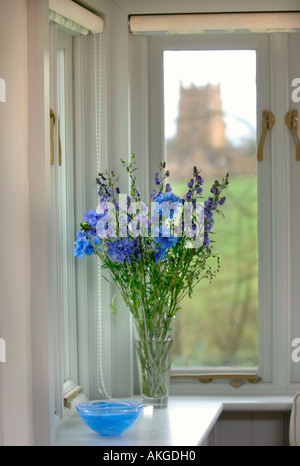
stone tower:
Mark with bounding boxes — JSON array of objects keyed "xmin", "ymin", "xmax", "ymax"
[{"xmin": 175, "ymin": 83, "xmax": 226, "ymax": 155}]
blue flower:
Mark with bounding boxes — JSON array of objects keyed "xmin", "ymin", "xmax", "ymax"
[
  {"xmin": 73, "ymin": 236, "xmax": 94, "ymax": 258},
  {"xmin": 76, "ymin": 230, "xmax": 86, "ymax": 241},
  {"xmin": 107, "ymin": 237, "xmax": 137, "ymax": 263},
  {"xmin": 155, "ymin": 191, "xmax": 182, "ymax": 219},
  {"xmin": 210, "ymin": 181, "xmax": 220, "ymax": 195},
  {"xmin": 197, "ymin": 175, "xmax": 204, "ymax": 185},
  {"xmin": 155, "ymin": 191, "xmax": 182, "ymax": 204},
  {"xmin": 185, "ymin": 190, "xmax": 192, "ymax": 201},
  {"xmin": 156, "ymin": 235, "xmax": 178, "ymax": 250},
  {"xmin": 73, "ymin": 240, "xmax": 85, "ymax": 258},
  {"xmin": 150, "ymin": 189, "xmax": 158, "ymax": 200},
  {"xmin": 153, "ymin": 246, "xmax": 167, "ymax": 262},
  {"xmin": 203, "ymin": 233, "xmax": 210, "ymax": 247},
  {"xmin": 205, "ymin": 219, "xmax": 214, "ymax": 233},
  {"xmin": 84, "ymin": 241, "xmax": 94, "ymax": 256},
  {"xmin": 84, "ymin": 209, "xmax": 106, "ymax": 226},
  {"xmin": 204, "ymin": 197, "xmax": 214, "ymax": 211},
  {"xmin": 154, "ymin": 225, "xmax": 178, "ymax": 251},
  {"xmin": 155, "ymin": 173, "xmax": 161, "ymax": 186},
  {"xmin": 87, "ymin": 208, "xmax": 108, "ymax": 239}
]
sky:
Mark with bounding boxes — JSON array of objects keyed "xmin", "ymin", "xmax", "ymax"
[{"xmin": 163, "ymin": 50, "xmax": 257, "ymax": 145}]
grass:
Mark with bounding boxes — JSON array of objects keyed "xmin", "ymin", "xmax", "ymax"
[{"xmin": 169, "ymin": 174, "xmax": 259, "ymax": 368}]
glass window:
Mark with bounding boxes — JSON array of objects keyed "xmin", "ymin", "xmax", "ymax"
[
  {"xmin": 50, "ymin": 26, "xmax": 79, "ymax": 417},
  {"xmin": 163, "ymin": 50, "xmax": 258, "ymax": 368}
]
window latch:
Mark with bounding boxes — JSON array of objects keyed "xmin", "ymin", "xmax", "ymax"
[
  {"xmin": 58, "ymin": 116, "xmax": 62, "ymax": 166},
  {"xmin": 285, "ymin": 110, "xmax": 300, "ymax": 161},
  {"xmin": 63, "ymin": 385, "xmax": 83, "ymax": 409},
  {"xmin": 50, "ymin": 109, "xmax": 55, "ymax": 166},
  {"xmin": 50, "ymin": 109, "xmax": 62, "ymax": 166},
  {"xmin": 257, "ymin": 110, "xmax": 275, "ymax": 162}
]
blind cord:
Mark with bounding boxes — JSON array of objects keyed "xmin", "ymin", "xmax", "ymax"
[{"xmin": 94, "ymin": 32, "xmax": 111, "ymax": 400}]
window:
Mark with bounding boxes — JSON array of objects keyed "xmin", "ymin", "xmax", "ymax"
[
  {"xmin": 49, "ymin": 20, "xmax": 106, "ymax": 421},
  {"xmin": 129, "ymin": 30, "xmax": 300, "ymax": 394},
  {"xmin": 49, "ymin": 25, "xmax": 89, "ymax": 421},
  {"xmin": 57, "ymin": 35, "xmax": 77, "ymax": 387},
  {"xmin": 163, "ymin": 49, "xmax": 258, "ymax": 369},
  {"xmin": 49, "ymin": 26, "xmax": 78, "ymax": 418}
]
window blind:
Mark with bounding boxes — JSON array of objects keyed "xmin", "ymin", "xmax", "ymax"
[
  {"xmin": 130, "ymin": 12, "xmax": 300, "ymax": 35},
  {"xmin": 49, "ymin": 0, "xmax": 103, "ymax": 35}
]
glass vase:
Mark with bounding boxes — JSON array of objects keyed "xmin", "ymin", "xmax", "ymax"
[{"xmin": 133, "ymin": 316, "xmax": 175, "ymax": 409}]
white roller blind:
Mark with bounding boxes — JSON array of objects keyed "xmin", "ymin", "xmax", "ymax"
[
  {"xmin": 49, "ymin": 0, "xmax": 103, "ymax": 35},
  {"xmin": 130, "ymin": 12, "xmax": 300, "ymax": 35}
]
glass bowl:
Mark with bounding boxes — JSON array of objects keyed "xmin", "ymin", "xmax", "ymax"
[{"xmin": 76, "ymin": 400, "xmax": 144, "ymax": 436}]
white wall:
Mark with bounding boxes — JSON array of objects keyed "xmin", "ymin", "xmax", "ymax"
[{"xmin": 0, "ymin": 0, "xmax": 33, "ymax": 446}]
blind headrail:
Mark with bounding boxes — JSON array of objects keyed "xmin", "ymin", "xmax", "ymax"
[
  {"xmin": 49, "ymin": 0, "xmax": 103, "ymax": 34},
  {"xmin": 130, "ymin": 12, "xmax": 300, "ymax": 35}
]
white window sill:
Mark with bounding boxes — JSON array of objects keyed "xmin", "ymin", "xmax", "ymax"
[{"xmin": 55, "ymin": 395, "xmax": 293, "ymax": 446}]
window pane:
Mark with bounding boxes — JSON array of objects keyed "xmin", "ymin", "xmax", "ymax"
[
  {"xmin": 164, "ymin": 50, "xmax": 258, "ymax": 368},
  {"xmin": 57, "ymin": 47, "xmax": 70, "ymax": 382}
]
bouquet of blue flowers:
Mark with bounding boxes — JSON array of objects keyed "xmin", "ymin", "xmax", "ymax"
[{"xmin": 73, "ymin": 154, "xmax": 229, "ymax": 406}]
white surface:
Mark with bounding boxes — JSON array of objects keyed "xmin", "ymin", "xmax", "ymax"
[
  {"xmin": 55, "ymin": 397, "xmax": 223, "ymax": 446},
  {"xmin": 219, "ymin": 396, "xmax": 293, "ymax": 411},
  {"xmin": 55, "ymin": 395, "xmax": 293, "ymax": 446}
]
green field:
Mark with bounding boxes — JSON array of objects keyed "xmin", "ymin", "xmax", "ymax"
[{"xmin": 170, "ymin": 174, "xmax": 259, "ymax": 368}]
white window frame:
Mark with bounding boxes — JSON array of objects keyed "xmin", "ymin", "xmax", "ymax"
[
  {"xmin": 49, "ymin": 24, "xmax": 113, "ymax": 424},
  {"xmin": 49, "ymin": 24, "xmax": 79, "ymax": 422},
  {"xmin": 49, "ymin": 24, "xmax": 95, "ymax": 425},
  {"xmin": 130, "ymin": 31, "xmax": 300, "ymax": 396}
]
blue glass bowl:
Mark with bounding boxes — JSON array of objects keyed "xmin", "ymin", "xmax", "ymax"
[{"xmin": 76, "ymin": 400, "xmax": 143, "ymax": 436}]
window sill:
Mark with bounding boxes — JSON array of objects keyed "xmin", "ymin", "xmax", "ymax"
[{"xmin": 55, "ymin": 395, "xmax": 293, "ymax": 446}]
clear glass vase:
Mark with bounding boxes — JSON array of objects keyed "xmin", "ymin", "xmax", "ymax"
[{"xmin": 133, "ymin": 316, "xmax": 175, "ymax": 409}]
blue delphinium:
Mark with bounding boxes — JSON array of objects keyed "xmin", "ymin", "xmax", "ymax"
[
  {"xmin": 73, "ymin": 230, "xmax": 95, "ymax": 257},
  {"xmin": 73, "ymin": 155, "xmax": 229, "ymax": 346},
  {"xmin": 84, "ymin": 209, "xmax": 107, "ymax": 238},
  {"xmin": 155, "ymin": 234, "xmax": 178, "ymax": 251},
  {"xmin": 153, "ymin": 225, "xmax": 178, "ymax": 262},
  {"xmin": 154, "ymin": 191, "xmax": 182, "ymax": 219},
  {"xmin": 154, "ymin": 173, "xmax": 161, "ymax": 186},
  {"xmin": 150, "ymin": 189, "xmax": 158, "ymax": 200},
  {"xmin": 155, "ymin": 191, "xmax": 182, "ymax": 206},
  {"xmin": 153, "ymin": 246, "xmax": 167, "ymax": 261},
  {"xmin": 107, "ymin": 237, "xmax": 138, "ymax": 264}
]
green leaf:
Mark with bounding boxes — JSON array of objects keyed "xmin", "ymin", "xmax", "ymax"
[{"xmin": 110, "ymin": 293, "xmax": 118, "ymax": 314}]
